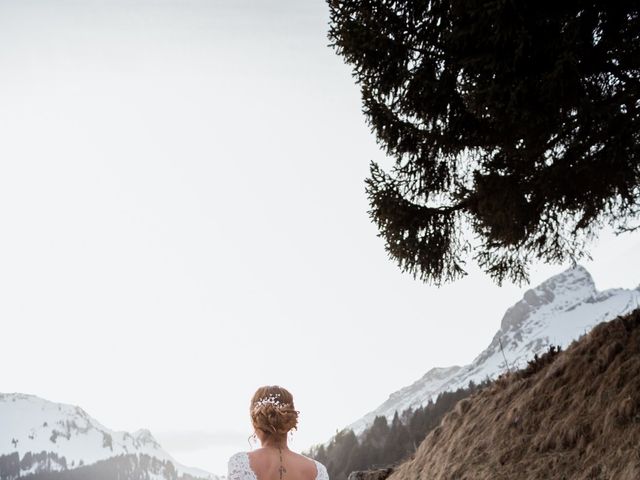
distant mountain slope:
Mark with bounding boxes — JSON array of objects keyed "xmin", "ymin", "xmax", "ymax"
[
  {"xmin": 349, "ymin": 266, "xmax": 640, "ymax": 433},
  {"xmin": 389, "ymin": 309, "xmax": 640, "ymax": 480},
  {"xmin": 0, "ymin": 394, "xmax": 217, "ymax": 480}
]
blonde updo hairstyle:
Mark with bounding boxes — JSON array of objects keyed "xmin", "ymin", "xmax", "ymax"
[{"xmin": 250, "ymin": 385, "xmax": 299, "ymax": 442}]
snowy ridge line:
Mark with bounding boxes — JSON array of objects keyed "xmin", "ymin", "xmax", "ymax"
[
  {"xmin": 348, "ymin": 265, "xmax": 640, "ymax": 434},
  {"xmin": 0, "ymin": 393, "xmax": 221, "ymax": 480}
]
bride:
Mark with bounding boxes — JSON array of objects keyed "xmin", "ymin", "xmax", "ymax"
[{"xmin": 227, "ymin": 386, "xmax": 329, "ymax": 480}]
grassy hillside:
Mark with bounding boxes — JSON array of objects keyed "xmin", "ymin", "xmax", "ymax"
[{"xmin": 390, "ymin": 309, "xmax": 640, "ymax": 480}]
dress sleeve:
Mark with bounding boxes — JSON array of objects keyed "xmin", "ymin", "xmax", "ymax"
[
  {"xmin": 228, "ymin": 452, "xmax": 251, "ymax": 480},
  {"xmin": 315, "ymin": 461, "xmax": 330, "ymax": 480}
]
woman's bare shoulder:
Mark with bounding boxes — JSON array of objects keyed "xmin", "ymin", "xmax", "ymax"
[
  {"xmin": 292, "ymin": 451, "xmax": 320, "ymax": 467},
  {"xmin": 294, "ymin": 452, "xmax": 328, "ymax": 479}
]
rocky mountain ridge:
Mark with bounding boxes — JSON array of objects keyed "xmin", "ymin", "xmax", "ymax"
[{"xmin": 348, "ymin": 266, "xmax": 640, "ymax": 433}]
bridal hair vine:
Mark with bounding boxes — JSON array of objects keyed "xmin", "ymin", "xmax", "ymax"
[{"xmin": 254, "ymin": 393, "xmax": 287, "ymax": 409}]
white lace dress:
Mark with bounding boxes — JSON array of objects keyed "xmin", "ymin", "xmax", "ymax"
[{"xmin": 227, "ymin": 452, "xmax": 329, "ymax": 480}]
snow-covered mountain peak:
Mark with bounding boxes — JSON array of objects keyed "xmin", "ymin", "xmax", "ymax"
[
  {"xmin": 0, "ymin": 393, "xmax": 219, "ymax": 480},
  {"xmin": 348, "ymin": 265, "xmax": 639, "ymax": 434},
  {"xmin": 132, "ymin": 429, "xmax": 162, "ymax": 449},
  {"xmin": 499, "ymin": 265, "xmax": 595, "ymax": 333}
]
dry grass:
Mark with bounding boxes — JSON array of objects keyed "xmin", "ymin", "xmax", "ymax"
[{"xmin": 389, "ymin": 309, "xmax": 640, "ymax": 480}]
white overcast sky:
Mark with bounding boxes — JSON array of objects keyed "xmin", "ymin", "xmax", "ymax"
[{"xmin": 1, "ymin": 0, "xmax": 639, "ymax": 475}]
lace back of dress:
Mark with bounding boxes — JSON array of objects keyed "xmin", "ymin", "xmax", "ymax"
[
  {"xmin": 227, "ymin": 453, "xmax": 257, "ymax": 480},
  {"xmin": 314, "ymin": 460, "xmax": 329, "ymax": 480},
  {"xmin": 227, "ymin": 452, "xmax": 330, "ymax": 480}
]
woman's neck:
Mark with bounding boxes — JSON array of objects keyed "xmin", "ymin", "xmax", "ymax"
[{"xmin": 261, "ymin": 439, "xmax": 289, "ymax": 450}]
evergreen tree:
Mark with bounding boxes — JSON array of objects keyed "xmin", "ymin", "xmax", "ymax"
[
  {"xmin": 328, "ymin": 430, "xmax": 359, "ymax": 480},
  {"xmin": 0, "ymin": 452, "xmax": 19, "ymax": 480},
  {"xmin": 385, "ymin": 412, "xmax": 412, "ymax": 463},
  {"xmin": 365, "ymin": 416, "xmax": 390, "ymax": 450},
  {"xmin": 328, "ymin": 0, "xmax": 640, "ymax": 285},
  {"xmin": 314, "ymin": 445, "xmax": 328, "ymax": 465},
  {"xmin": 307, "ymin": 380, "xmax": 489, "ymax": 479}
]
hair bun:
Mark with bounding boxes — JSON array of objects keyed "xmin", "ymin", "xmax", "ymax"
[
  {"xmin": 251, "ymin": 402, "xmax": 298, "ymax": 435},
  {"xmin": 250, "ymin": 386, "xmax": 299, "ymax": 437}
]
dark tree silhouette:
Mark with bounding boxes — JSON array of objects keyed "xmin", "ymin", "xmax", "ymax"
[{"xmin": 328, "ymin": 0, "xmax": 640, "ymax": 284}]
